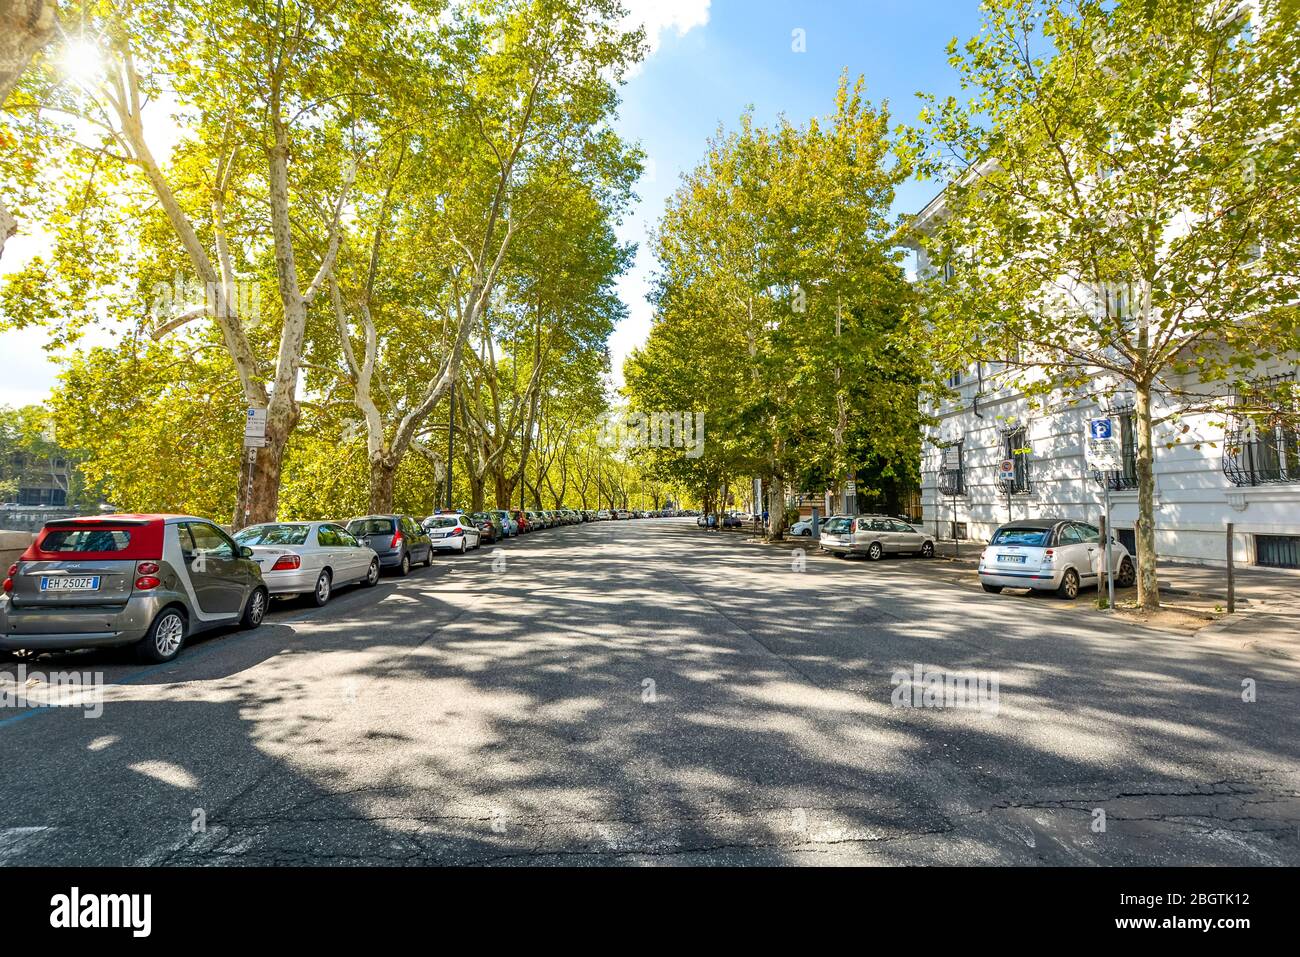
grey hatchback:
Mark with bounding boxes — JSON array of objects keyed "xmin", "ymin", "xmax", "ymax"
[
  {"xmin": 0, "ymin": 514, "xmax": 268, "ymax": 662},
  {"xmin": 345, "ymin": 515, "xmax": 432, "ymax": 575}
]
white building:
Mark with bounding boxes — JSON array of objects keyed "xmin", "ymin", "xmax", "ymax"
[{"xmin": 911, "ymin": 194, "xmax": 1300, "ymax": 571}]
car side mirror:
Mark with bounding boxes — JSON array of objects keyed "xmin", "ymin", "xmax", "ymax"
[{"xmin": 240, "ymin": 546, "xmax": 255, "ymax": 558}]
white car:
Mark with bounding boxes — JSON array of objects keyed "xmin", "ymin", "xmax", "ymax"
[
  {"xmin": 423, "ymin": 513, "xmax": 481, "ymax": 553},
  {"xmin": 596, "ymin": 509, "xmax": 611, "ymax": 520},
  {"xmin": 790, "ymin": 514, "xmax": 837, "ymax": 536},
  {"xmin": 233, "ymin": 521, "xmax": 380, "ymax": 606},
  {"xmin": 978, "ymin": 519, "xmax": 1136, "ymax": 599}
]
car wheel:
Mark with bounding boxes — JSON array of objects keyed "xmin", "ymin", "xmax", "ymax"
[
  {"xmin": 312, "ymin": 569, "xmax": 332, "ymax": 606},
  {"xmin": 398, "ymin": 553, "xmax": 411, "ymax": 577},
  {"xmin": 241, "ymin": 587, "xmax": 269, "ymax": 629},
  {"xmin": 136, "ymin": 608, "xmax": 187, "ymax": 663},
  {"xmin": 1057, "ymin": 568, "xmax": 1080, "ymax": 600},
  {"xmin": 866, "ymin": 542, "xmax": 883, "ymax": 561},
  {"xmin": 800, "ymin": 529, "xmax": 811, "ymax": 536},
  {"xmin": 458, "ymin": 538, "xmax": 467, "ymax": 554},
  {"xmin": 920, "ymin": 541, "xmax": 935, "ymax": 558},
  {"xmin": 981, "ymin": 583, "xmax": 1003, "ymax": 594},
  {"xmin": 364, "ymin": 559, "xmax": 380, "ymax": 586},
  {"xmin": 1116, "ymin": 556, "xmax": 1136, "ymax": 588},
  {"xmin": 423, "ymin": 547, "xmax": 433, "ymax": 568}
]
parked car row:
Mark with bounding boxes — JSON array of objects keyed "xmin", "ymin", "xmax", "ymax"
[
  {"xmin": 702, "ymin": 510, "xmax": 1135, "ymax": 602},
  {"xmin": 0, "ymin": 504, "xmax": 633, "ymax": 665}
]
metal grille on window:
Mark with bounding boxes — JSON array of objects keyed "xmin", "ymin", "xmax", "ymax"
[
  {"xmin": 1000, "ymin": 426, "xmax": 1032, "ymax": 494},
  {"xmin": 938, "ymin": 442, "xmax": 964, "ymax": 496},
  {"xmin": 1099, "ymin": 405, "xmax": 1138, "ymax": 490},
  {"xmin": 1223, "ymin": 373, "xmax": 1300, "ymax": 487}
]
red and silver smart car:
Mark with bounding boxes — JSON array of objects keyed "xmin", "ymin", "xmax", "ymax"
[{"xmin": 1, "ymin": 514, "xmax": 268, "ymax": 662}]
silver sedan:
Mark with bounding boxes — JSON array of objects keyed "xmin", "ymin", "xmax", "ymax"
[{"xmin": 233, "ymin": 521, "xmax": 380, "ymax": 606}]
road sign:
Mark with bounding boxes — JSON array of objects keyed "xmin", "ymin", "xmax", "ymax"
[
  {"xmin": 244, "ymin": 407, "xmax": 268, "ymax": 449},
  {"xmin": 999, "ymin": 458, "xmax": 1016, "ymax": 480},
  {"xmin": 1085, "ymin": 417, "xmax": 1123, "ymax": 471}
]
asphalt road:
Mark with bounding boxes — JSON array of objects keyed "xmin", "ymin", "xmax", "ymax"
[{"xmin": 1, "ymin": 518, "xmax": 1297, "ymax": 865}]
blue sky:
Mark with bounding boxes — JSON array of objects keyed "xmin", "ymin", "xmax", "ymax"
[
  {"xmin": 0, "ymin": 1, "xmax": 987, "ymax": 406},
  {"xmin": 607, "ymin": 0, "xmax": 986, "ymax": 386}
]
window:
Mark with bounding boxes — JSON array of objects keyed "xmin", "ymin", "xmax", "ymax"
[
  {"xmin": 184, "ymin": 522, "xmax": 235, "ymax": 561},
  {"xmin": 39, "ymin": 528, "xmax": 132, "ymax": 552},
  {"xmin": 938, "ymin": 442, "xmax": 965, "ymax": 496},
  {"xmin": 235, "ymin": 524, "xmax": 311, "ymax": 546},
  {"xmin": 347, "ymin": 518, "xmax": 395, "ymax": 537},
  {"xmin": 947, "ymin": 368, "xmax": 963, "ymax": 388},
  {"xmin": 1223, "ymin": 374, "xmax": 1300, "ymax": 486},
  {"xmin": 1104, "ymin": 406, "xmax": 1139, "ymax": 490},
  {"xmin": 1001, "ymin": 427, "xmax": 1032, "ymax": 494},
  {"xmin": 990, "ymin": 527, "xmax": 1049, "ymax": 547},
  {"xmin": 316, "ymin": 525, "xmax": 341, "ymax": 547},
  {"xmin": 1057, "ymin": 524, "xmax": 1086, "ymax": 546}
]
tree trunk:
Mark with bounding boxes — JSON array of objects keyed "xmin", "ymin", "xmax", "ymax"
[
  {"xmin": 369, "ymin": 455, "xmax": 397, "ymax": 514},
  {"xmin": 1134, "ymin": 383, "xmax": 1161, "ymax": 610},
  {"xmin": 0, "ymin": 0, "xmax": 56, "ymax": 260},
  {"xmin": 765, "ymin": 477, "xmax": 785, "ymax": 542},
  {"xmin": 234, "ymin": 416, "xmax": 294, "ymax": 530}
]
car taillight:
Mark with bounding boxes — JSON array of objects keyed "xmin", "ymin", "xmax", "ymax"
[
  {"xmin": 7, "ymin": 564, "xmax": 16, "ymax": 577},
  {"xmin": 1044, "ymin": 549, "xmax": 1054, "ymax": 561},
  {"xmin": 272, "ymin": 554, "xmax": 301, "ymax": 571},
  {"xmin": 135, "ymin": 576, "xmax": 161, "ymax": 590},
  {"xmin": 390, "ymin": 530, "xmax": 403, "ymax": 548},
  {"xmin": 137, "ymin": 561, "xmax": 160, "ymax": 575},
  {"xmin": 453, "ymin": 527, "xmax": 462, "ymax": 534}
]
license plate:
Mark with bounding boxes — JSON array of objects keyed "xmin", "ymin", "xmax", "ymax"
[
  {"xmin": 998, "ymin": 554, "xmax": 1026, "ymax": 564},
  {"xmin": 40, "ymin": 576, "xmax": 101, "ymax": 591}
]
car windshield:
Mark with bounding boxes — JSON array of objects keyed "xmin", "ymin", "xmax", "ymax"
[
  {"xmin": 234, "ymin": 524, "xmax": 311, "ymax": 546},
  {"xmin": 991, "ymin": 527, "xmax": 1050, "ymax": 547},
  {"xmin": 39, "ymin": 528, "xmax": 132, "ymax": 552},
  {"xmin": 426, "ymin": 516, "xmax": 459, "ymax": 528},
  {"xmin": 347, "ymin": 519, "xmax": 394, "ymax": 536}
]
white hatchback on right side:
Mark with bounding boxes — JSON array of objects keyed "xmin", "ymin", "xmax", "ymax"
[{"xmin": 978, "ymin": 519, "xmax": 1136, "ymax": 600}]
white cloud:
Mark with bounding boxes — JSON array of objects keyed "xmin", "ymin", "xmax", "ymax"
[{"xmin": 622, "ymin": 0, "xmax": 710, "ymax": 60}]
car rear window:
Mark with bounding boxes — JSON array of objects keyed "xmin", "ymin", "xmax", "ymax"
[
  {"xmin": 347, "ymin": 519, "xmax": 394, "ymax": 536},
  {"xmin": 235, "ymin": 524, "xmax": 311, "ymax": 546},
  {"xmin": 991, "ymin": 527, "xmax": 1050, "ymax": 547},
  {"xmin": 427, "ymin": 517, "xmax": 459, "ymax": 528},
  {"xmin": 38, "ymin": 528, "xmax": 132, "ymax": 552},
  {"xmin": 823, "ymin": 518, "xmax": 851, "ymax": 533}
]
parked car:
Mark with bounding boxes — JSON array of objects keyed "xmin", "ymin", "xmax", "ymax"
[
  {"xmin": 512, "ymin": 510, "xmax": 532, "ymax": 534},
  {"xmin": 1, "ymin": 514, "xmax": 267, "ymax": 662},
  {"xmin": 345, "ymin": 515, "xmax": 432, "ymax": 576},
  {"xmin": 616, "ymin": 509, "xmax": 633, "ymax": 520},
  {"xmin": 423, "ymin": 513, "xmax": 481, "ymax": 553},
  {"xmin": 790, "ymin": 515, "xmax": 832, "ymax": 536},
  {"xmin": 819, "ymin": 514, "xmax": 936, "ymax": 560},
  {"xmin": 234, "ymin": 521, "xmax": 379, "ymax": 606},
  {"xmin": 978, "ymin": 519, "xmax": 1135, "ymax": 599},
  {"xmin": 491, "ymin": 509, "xmax": 518, "ymax": 537},
  {"xmin": 471, "ymin": 512, "xmax": 503, "ymax": 544},
  {"xmin": 597, "ymin": 509, "xmax": 611, "ymax": 520}
]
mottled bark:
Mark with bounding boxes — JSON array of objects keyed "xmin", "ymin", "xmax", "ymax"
[
  {"xmin": 0, "ymin": 0, "xmax": 56, "ymax": 259},
  {"xmin": 1134, "ymin": 383, "xmax": 1161, "ymax": 610}
]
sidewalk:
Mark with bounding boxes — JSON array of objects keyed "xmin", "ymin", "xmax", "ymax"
[{"xmin": 724, "ymin": 527, "xmax": 1298, "ymax": 653}]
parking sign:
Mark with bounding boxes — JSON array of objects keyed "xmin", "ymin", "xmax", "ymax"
[{"xmin": 1085, "ymin": 417, "xmax": 1122, "ymax": 471}]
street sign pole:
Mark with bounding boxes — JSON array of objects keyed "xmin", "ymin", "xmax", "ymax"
[{"xmin": 1104, "ymin": 480, "xmax": 1115, "ymax": 611}]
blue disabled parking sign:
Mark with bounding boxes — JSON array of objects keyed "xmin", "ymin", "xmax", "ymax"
[{"xmin": 1090, "ymin": 418, "xmax": 1113, "ymax": 440}]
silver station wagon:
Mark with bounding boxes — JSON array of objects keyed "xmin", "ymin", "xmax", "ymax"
[
  {"xmin": 819, "ymin": 514, "xmax": 936, "ymax": 560},
  {"xmin": 1, "ymin": 514, "xmax": 268, "ymax": 662}
]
